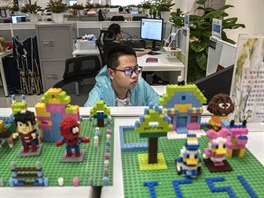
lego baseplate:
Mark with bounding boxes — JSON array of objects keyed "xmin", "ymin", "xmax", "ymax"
[
  {"xmin": 121, "ymin": 127, "xmax": 264, "ymax": 198},
  {"xmin": 0, "ymin": 118, "xmax": 114, "ymax": 187}
]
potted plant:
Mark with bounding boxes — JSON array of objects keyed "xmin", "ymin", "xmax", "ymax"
[
  {"xmin": 8, "ymin": 4, "xmax": 20, "ymax": 14},
  {"xmin": 155, "ymin": 0, "xmax": 175, "ymax": 21},
  {"xmin": 68, "ymin": 3, "xmax": 84, "ymax": 16},
  {"xmin": 47, "ymin": 0, "xmax": 68, "ymax": 23},
  {"xmin": 170, "ymin": 0, "xmax": 245, "ymax": 82},
  {"xmin": 21, "ymin": 1, "xmax": 41, "ymax": 22},
  {"xmin": 142, "ymin": 1, "xmax": 152, "ymax": 15}
]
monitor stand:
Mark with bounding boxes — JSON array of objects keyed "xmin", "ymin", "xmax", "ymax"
[{"xmin": 151, "ymin": 41, "xmax": 160, "ymax": 51}]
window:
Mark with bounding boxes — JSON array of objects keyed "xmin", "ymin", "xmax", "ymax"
[
  {"xmin": 69, "ymin": 0, "xmax": 77, "ymax": 6},
  {"xmin": 110, "ymin": 0, "xmax": 144, "ymax": 7}
]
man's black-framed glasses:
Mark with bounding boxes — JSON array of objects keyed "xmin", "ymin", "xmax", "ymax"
[{"xmin": 112, "ymin": 66, "xmax": 142, "ymax": 76}]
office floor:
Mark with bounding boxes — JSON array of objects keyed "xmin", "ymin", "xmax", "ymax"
[{"xmin": 0, "ymin": 83, "xmax": 92, "ymax": 108}]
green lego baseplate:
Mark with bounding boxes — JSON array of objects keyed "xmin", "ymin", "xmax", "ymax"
[
  {"xmin": 121, "ymin": 128, "xmax": 264, "ymax": 198},
  {"xmin": 0, "ymin": 118, "xmax": 114, "ymax": 187}
]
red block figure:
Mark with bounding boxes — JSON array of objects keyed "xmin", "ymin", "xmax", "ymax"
[{"xmin": 56, "ymin": 117, "xmax": 89, "ymax": 158}]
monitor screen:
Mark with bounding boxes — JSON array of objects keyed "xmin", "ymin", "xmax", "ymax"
[
  {"xmin": 130, "ymin": 10, "xmax": 138, "ymax": 15},
  {"xmin": 140, "ymin": 18, "xmax": 163, "ymax": 41},
  {"xmin": 140, "ymin": 18, "xmax": 163, "ymax": 51},
  {"xmin": 11, "ymin": 15, "xmax": 26, "ymax": 23}
]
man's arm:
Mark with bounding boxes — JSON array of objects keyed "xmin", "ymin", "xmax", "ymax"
[{"xmin": 84, "ymin": 86, "xmax": 102, "ymax": 107}]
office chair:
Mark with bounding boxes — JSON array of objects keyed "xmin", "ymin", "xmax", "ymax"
[
  {"xmin": 96, "ymin": 30, "xmax": 116, "ymax": 66},
  {"xmin": 110, "ymin": 15, "xmax": 125, "ymax": 21},
  {"xmin": 53, "ymin": 55, "xmax": 101, "ymax": 95}
]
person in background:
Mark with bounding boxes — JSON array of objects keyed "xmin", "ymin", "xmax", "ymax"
[
  {"xmin": 84, "ymin": 45, "xmax": 159, "ymax": 107},
  {"xmin": 103, "ymin": 23, "xmax": 151, "ymax": 62},
  {"xmin": 118, "ymin": 7, "xmax": 128, "ymax": 14}
]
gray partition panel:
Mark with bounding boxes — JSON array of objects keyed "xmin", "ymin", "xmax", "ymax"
[
  {"xmin": 13, "ymin": 29, "xmax": 36, "ymax": 40},
  {"xmin": 0, "ymin": 30, "xmax": 12, "ymax": 41}
]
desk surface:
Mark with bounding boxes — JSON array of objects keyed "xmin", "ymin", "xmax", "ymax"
[{"xmin": 137, "ymin": 52, "xmax": 184, "ymax": 71}]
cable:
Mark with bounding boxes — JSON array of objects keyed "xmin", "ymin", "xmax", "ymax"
[{"xmin": 164, "ymin": 27, "xmax": 184, "ymax": 48}]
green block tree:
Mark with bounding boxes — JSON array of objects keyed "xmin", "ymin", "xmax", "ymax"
[
  {"xmin": 90, "ymin": 100, "xmax": 110, "ymax": 127},
  {"xmin": 135, "ymin": 106, "xmax": 172, "ymax": 163}
]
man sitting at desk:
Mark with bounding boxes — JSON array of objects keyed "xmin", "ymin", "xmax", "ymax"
[
  {"xmin": 103, "ymin": 23, "xmax": 151, "ymax": 62},
  {"xmin": 84, "ymin": 45, "xmax": 159, "ymax": 107}
]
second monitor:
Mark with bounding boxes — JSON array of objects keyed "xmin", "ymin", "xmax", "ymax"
[{"xmin": 140, "ymin": 18, "xmax": 163, "ymax": 51}]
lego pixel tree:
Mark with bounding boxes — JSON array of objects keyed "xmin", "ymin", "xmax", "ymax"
[
  {"xmin": 135, "ymin": 106, "xmax": 172, "ymax": 166},
  {"xmin": 90, "ymin": 100, "xmax": 110, "ymax": 127}
]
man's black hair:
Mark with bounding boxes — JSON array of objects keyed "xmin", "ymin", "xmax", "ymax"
[
  {"xmin": 119, "ymin": 7, "xmax": 124, "ymax": 12},
  {"xmin": 107, "ymin": 23, "xmax": 121, "ymax": 39},
  {"xmin": 14, "ymin": 110, "xmax": 36, "ymax": 125},
  {"xmin": 107, "ymin": 45, "xmax": 136, "ymax": 69}
]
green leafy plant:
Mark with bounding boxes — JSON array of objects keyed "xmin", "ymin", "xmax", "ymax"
[
  {"xmin": 85, "ymin": 3, "xmax": 95, "ymax": 9},
  {"xmin": 21, "ymin": 2, "xmax": 41, "ymax": 14},
  {"xmin": 142, "ymin": 2, "xmax": 152, "ymax": 9},
  {"xmin": 8, "ymin": 4, "xmax": 20, "ymax": 12},
  {"xmin": 47, "ymin": 0, "xmax": 67, "ymax": 13},
  {"xmin": 155, "ymin": 0, "xmax": 175, "ymax": 12},
  {"xmin": 68, "ymin": 3, "xmax": 84, "ymax": 10},
  {"xmin": 171, "ymin": 0, "xmax": 245, "ymax": 82},
  {"xmin": 170, "ymin": 9, "xmax": 184, "ymax": 27}
]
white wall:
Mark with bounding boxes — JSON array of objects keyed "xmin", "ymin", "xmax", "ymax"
[{"xmin": 225, "ymin": 0, "xmax": 264, "ymax": 42}]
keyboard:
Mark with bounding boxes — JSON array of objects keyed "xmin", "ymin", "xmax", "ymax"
[{"xmin": 148, "ymin": 51, "xmax": 161, "ymax": 55}]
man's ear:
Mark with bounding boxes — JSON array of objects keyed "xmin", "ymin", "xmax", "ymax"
[{"xmin": 107, "ymin": 68, "xmax": 114, "ymax": 80}]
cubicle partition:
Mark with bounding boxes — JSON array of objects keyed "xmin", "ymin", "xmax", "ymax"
[
  {"xmin": 206, "ymin": 35, "xmax": 237, "ymax": 76},
  {"xmin": 0, "ymin": 23, "xmax": 36, "ymax": 41}
]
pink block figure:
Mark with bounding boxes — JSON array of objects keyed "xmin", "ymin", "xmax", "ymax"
[
  {"xmin": 226, "ymin": 120, "xmax": 248, "ymax": 158},
  {"xmin": 203, "ymin": 128, "xmax": 229, "ymax": 167}
]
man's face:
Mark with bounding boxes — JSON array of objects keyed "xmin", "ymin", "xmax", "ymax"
[
  {"xmin": 116, "ymin": 32, "xmax": 123, "ymax": 41},
  {"xmin": 17, "ymin": 121, "xmax": 34, "ymax": 134},
  {"xmin": 108, "ymin": 55, "xmax": 139, "ymax": 90}
]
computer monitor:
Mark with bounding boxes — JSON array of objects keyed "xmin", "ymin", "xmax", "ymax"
[
  {"xmin": 11, "ymin": 15, "xmax": 26, "ymax": 23},
  {"xmin": 194, "ymin": 65, "xmax": 234, "ymax": 104},
  {"xmin": 130, "ymin": 10, "xmax": 138, "ymax": 15},
  {"xmin": 140, "ymin": 18, "xmax": 163, "ymax": 51}
]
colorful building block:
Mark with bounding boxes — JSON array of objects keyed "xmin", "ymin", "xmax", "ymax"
[
  {"xmin": 56, "ymin": 117, "xmax": 89, "ymax": 162},
  {"xmin": 225, "ymin": 120, "xmax": 249, "ymax": 158},
  {"xmin": 35, "ymin": 88, "xmax": 80, "ymax": 142},
  {"xmin": 90, "ymin": 100, "xmax": 110, "ymax": 127},
  {"xmin": 176, "ymin": 134, "xmax": 202, "ymax": 178},
  {"xmin": 207, "ymin": 93, "xmax": 234, "ymax": 130},
  {"xmin": 159, "ymin": 84, "xmax": 206, "ymax": 134},
  {"xmin": 135, "ymin": 105, "xmax": 172, "ymax": 165},
  {"xmin": 203, "ymin": 128, "xmax": 232, "ymax": 172},
  {"xmin": 9, "ymin": 161, "xmax": 48, "ymax": 187}
]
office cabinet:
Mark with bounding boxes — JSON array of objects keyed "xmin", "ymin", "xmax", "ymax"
[{"xmin": 36, "ymin": 23, "xmax": 76, "ymax": 90}]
